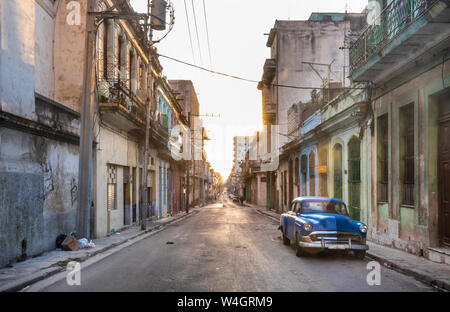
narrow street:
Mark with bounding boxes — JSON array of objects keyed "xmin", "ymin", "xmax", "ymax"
[{"xmin": 37, "ymin": 195, "xmax": 434, "ymax": 292}]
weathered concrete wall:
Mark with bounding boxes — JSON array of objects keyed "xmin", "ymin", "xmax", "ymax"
[
  {"xmin": 35, "ymin": 1, "xmax": 55, "ymax": 99},
  {"xmin": 371, "ymin": 58, "xmax": 450, "ymax": 255},
  {"xmin": 273, "ymin": 19, "xmax": 355, "ymax": 149},
  {"xmin": 53, "ymin": 0, "xmax": 88, "ymax": 113},
  {"xmin": 0, "ymin": 0, "xmax": 36, "ymax": 120},
  {"xmin": 0, "ymin": 0, "xmax": 82, "ymax": 267},
  {"xmin": 0, "ymin": 125, "xmax": 79, "ymax": 267}
]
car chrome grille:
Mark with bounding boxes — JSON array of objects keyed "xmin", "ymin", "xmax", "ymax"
[{"xmin": 309, "ymin": 231, "xmax": 362, "ymax": 242}]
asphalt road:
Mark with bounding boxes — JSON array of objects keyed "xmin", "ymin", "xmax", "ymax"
[{"xmin": 39, "ymin": 196, "xmax": 435, "ymax": 292}]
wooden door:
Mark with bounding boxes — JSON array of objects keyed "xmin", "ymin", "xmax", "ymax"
[{"xmin": 438, "ymin": 91, "xmax": 450, "ymax": 247}]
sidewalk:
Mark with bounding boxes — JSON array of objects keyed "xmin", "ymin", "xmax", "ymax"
[
  {"xmin": 0, "ymin": 210, "xmax": 197, "ymax": 292},
  {"xmin": 253, "ymin": 206, "xmax": 450, "ymax": 291}
]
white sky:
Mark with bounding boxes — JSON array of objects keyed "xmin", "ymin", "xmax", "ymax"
[{"xmin": 130, "ymin": 0, "xmax": 368, "ymax": 178}]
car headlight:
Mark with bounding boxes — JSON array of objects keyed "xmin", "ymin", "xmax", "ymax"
[
  {"xmin": 360, "ymin": 224, "xmax": 368, "ymax": 233},
  {"xmin": 303, "ymin": 223, "xmax": 312, "ymax": 232}
]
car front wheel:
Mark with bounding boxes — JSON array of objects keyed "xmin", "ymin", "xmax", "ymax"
[{"xmin": 295, "ymin": 233, "xmax": 307, "ymax": 257}]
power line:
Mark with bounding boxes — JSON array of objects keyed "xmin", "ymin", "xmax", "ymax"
[
  {"xmin": 183, "ymin": 0, "xmax": 196, "ymax": 64},
  {"xmin": 202, "ymin": 0, "xmax": 213, "ymax": 68},
  {"xmin": 157, "ymin": 53, "xmax": 367, "ymax": 90},
  {"xmin": 191, "ymin": 0, "xmax": 203, "ymax": 66}
]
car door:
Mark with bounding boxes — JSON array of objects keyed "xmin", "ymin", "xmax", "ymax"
[{"xmin": 286, "ymin": 201, "xmax": 298, "ymax": 240}]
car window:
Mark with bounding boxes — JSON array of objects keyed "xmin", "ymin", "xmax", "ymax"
[
  {"xmin": 294, "ymin": 202, "xmax": 301, "ymax": 214},
  {"xmin": 301, "ymin": 200, "xmax": 349, "ymax": 215},
  {"xmin": 289, "ymin": 201, "xmax": 296, "ymax": 212}
]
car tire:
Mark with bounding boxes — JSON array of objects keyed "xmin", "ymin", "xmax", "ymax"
[
  {"xmin": 282, "ymin": 232, "xmax": 290, "ymax": 245},
  {"xmin": 295, "ymin": 233, "xmax": 307, "ymax": 257},
  {"xmin": 354, "ymin": 250, "xmax": 366, "ymax": 260}
]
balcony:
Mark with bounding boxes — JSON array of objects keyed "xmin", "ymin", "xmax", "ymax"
[
  {"xmin": 98, "ymin": 79, "xmax": 146, "ymax": 133},
  {"xmin": 349, "ymin": 0, "xmax": 450, "ymax": 83},
  {"xmin": 150, "ymin": 118, "xmax": 169, "ymax": 149}
]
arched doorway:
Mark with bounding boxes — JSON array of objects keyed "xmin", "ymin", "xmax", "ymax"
[
  {"xmin": 348, "ymin": 138, "xmax": 361, "ymax": 220},
  {"xmin": 333, "ymin": 144, "xmax": 343, "ymax": 200},
  {"xmin": 309, "ymin": 151, "xmax": 316, "ymax": 196}
]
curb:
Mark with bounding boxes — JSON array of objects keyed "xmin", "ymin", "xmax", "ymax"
[
  {"xmin": 1, "ymin": 210, "xmax": 198, "ymax": 292},
  {"xmin": 255, "ymin": 207, "xmax": 448, "ymax": 291},
  {"xmin": 255, "ymin": 208, "xmax": 279, "ymax": 222},
  {"xmin": 365, "ymin": 251, "xmax": 449, "ymax": 291}
]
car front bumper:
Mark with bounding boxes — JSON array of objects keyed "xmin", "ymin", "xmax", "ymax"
[{"xmin": 298, "ymin": 241, "xmax": 368, "ymax": 250}]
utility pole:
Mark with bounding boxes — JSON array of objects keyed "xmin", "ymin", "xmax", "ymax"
[
  {"xmin": 141, "ymin": 9, "xmax": 153, "ymax": 230},
  {"xmin": 77, "ymin": 0, "xmax": 97, "ymax": 238}
]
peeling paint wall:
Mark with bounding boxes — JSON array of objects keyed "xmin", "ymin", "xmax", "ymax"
[{"xmin": 370, "ymin": 58, "xmax": 450, "ymax": 255}]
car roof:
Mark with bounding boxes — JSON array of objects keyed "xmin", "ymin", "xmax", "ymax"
[{"xmin": 293, "ymin": 196, "xmax": 346, "ymax": 205}]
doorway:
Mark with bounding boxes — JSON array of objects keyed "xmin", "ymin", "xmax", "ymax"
[
  {"xmin": 333, "ymin": 144, "xmax": 343, "ymax": 200},
  {"xmin": 348, "ymin": 138, "xmax": 361, "ymax": 220}
]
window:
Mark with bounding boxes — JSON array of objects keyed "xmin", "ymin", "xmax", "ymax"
[
  {"xmin": 377, "ymin": 114, "xmax": 389, "ymax": 202},
  {"xmin": 294, "ymin": 157, "xmax": 299, "ymax": 186},
  {"xmin": 103, "ymin": 21, "xmax": 109, "ymax": 80},
  {"xmin": 107, "ymin": 165, "xmax": 117, "ymax": 211},
  {"xmin": 400, "ymin": 104, "xmax": 415, "ymax": 205},
  {"xmin": 129, "ymin": 49, "xmax": 134, "ymax": 91},
  {"xmin": 107, "ymin": 184, "xmax": 116, "ymax": 211},
  {"xmin": 118, "ymin": 35, "xmax": 124, "ymax": 82}
]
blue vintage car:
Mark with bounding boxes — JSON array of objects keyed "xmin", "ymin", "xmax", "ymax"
[{"xmin": 279, "ymin": 197, "xmax": 368, "ymax": 259}]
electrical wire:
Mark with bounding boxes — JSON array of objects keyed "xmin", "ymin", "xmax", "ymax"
[
  {"xmin": 157, "ymin": 53, "xmax": 367, "ymax": 90},
  {"xmin": 191, "ymin": 0, "xmax": 203, "ymax": 66},
  {"xmin": 202, "ymin": 0, "xmax": 213, "ymax": 69},
  {"xmin": 183, "ymin": 0, "xmax": 196, "ymax": 64}
]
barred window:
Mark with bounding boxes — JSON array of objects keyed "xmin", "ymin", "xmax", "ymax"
[{"xmin": 377, "ymin": 114, "xmax": 389, "ymax": 202}]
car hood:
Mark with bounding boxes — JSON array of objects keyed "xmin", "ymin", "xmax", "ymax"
[{"xmin": 300, "ymin": 213, "xmax": 354, "ymax": 232}]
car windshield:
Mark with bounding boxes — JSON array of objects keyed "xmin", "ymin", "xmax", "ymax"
[{"xmin": 301, "ymin": 200, "xmax": 348, "ymax": 215}]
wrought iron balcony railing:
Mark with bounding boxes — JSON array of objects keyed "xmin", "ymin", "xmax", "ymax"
[
  {"xmin": 349, "ymin": 0, "xmax": 439, "ymax": 75},
  {"xmin": 98, "ymin": 78, "xmax": 146, "ymax": 126}
]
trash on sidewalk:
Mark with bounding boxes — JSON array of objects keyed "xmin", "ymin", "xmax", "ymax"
[
  {"xmin": 166, "ymin": 241, "xmax": 174, "ymax": 245},
  {"xmin": 55, "ymin": 234, "xmax": 67, "ymax": 249},
  {"xmin": 272, "ymin": 236, "xmax": 281, "ymax": 241},
  {"xmin": 78, "ymin": 238, "xmax": 96, "ymax": 249},
  {"xmin": 61, "ymin": 235, "xmax": 81, "ymax": 251}
]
